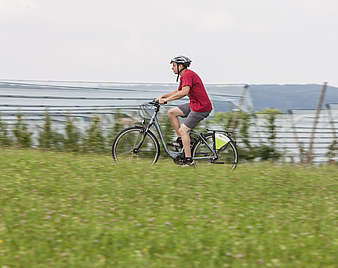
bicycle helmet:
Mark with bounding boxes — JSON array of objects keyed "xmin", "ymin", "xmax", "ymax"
[{"xmin": 170, "ymin": 56, "xmax": 192, "ymax": 82}]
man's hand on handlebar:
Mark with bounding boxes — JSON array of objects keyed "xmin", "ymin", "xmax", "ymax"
[{"xmin": 157, "ymin": 96, "xmax": 167, "ymax": 105}]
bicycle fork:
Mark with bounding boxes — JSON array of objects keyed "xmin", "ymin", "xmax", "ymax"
[{"xmin": 132, "ymin": 128, "xmax": 149, "ymax": 154}]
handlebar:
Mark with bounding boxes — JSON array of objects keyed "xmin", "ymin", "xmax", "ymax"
[
  {"xmin": 149, "ymin": 98, "xmax": 167, "ymax": 106},
  {"xmin": 139, "ymin": 99, "xmax": 167, "ymax": 119}
]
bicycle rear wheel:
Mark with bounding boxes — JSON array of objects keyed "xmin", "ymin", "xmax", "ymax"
[
  {"xmin": 192, "ymin": 133, "xmax": 238, "ymax": 170},
  {"xmin": 112, "ymin": 126, "xmax": 160, "ymax": 165}
]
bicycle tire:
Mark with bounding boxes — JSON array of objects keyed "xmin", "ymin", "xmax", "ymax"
[
  {"xmin": 191, "ymin": 133, "xmax": 238, "ymax": 170},
  {"xmin": 112, "ymin": 126, "xmax": 160, "ymax": 165}
]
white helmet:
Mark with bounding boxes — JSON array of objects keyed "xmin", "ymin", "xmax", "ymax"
[{"xmin": 170, "ymin": 56, "xmax": 192, "ymax": 67}]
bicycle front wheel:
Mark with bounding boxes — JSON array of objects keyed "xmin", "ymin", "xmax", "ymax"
[
  {"xmin": 112, "ymin": 126, "xmax": 160, "ymax": 165},
  {"xmin": 192, "ymin": 133, "xmax": 238, "ymax": 170}
]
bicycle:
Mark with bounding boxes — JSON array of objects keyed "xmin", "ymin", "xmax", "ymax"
[{"xmin": 112, "ymin": 99, "xmax": 238, "ymax": 169}]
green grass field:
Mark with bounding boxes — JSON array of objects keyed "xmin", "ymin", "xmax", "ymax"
[{"xmin": 0, "ymin": 148, "xmax": 337, "ymax": 267}]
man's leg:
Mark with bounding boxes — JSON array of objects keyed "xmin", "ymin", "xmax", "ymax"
[
  {"xmin": 168, "ymin": 107, "xmax": 184, "ymax": 137},
  {"xmin": 180, "ymin": 110, "xmax": 211, "ymax": 159},
  {"xmin": 178, "ymin": 124, "xmax": 191, "ymax": 157}
]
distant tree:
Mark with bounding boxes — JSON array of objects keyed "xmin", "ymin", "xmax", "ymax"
[
  {"xmin": 238, "ymin": 112, "xmax": 251, "ymax": 149},
  {"xmin": 156, "ymin": 109, "xmax": 176, "ymax": 155},
  {"xmin": 82, "ymin": 115, "xmax": 106, "ymax": 153},
  {"xmin": 13, "ymin": 113, "xmax": 32, "ymax": 148},
  {"xmin": 213, "ymin": 111, "xmax": 257, "ymax": 161},
  {"xmin": 37, "ymin": 111, "xmax": 53, "ymax": 149},
  {"xmin": 37, "ymin": 110, "xmax": 64, "ymax": 150},
  {"xmin": 255, "ymin": 108, "xmax": 283, "ymax": 161},
  {"xmin": 256, "ymin": 108, "xmax": 282, "ymax": 146},
  {"xmin": 212, "ymin": 111, "xmax": 234, "ymax": 131},
  {"xmin": 63, "ymin": 115, "xmax": 81, "ymax": 152},
  {"xmin": 0, "ymin": 113, "xmax": 12, "ymax": 147},
  {"xmin": 107, "ymin": 110, "xmax": 125, "ymax": 146},
  {"xmin": 212, "ymin": 109, "xmax": 284, "ymax": 162},
  {"xmin": 327, "ymin": 140, "xmax": 337, "ymax": 164},
  {"xmin": 160, "ymin": 109, "xmax": 175, "ymax": 142},
  {"xmin": 237, "ymin": 112, "xmax": 257, "ymax": 161}
]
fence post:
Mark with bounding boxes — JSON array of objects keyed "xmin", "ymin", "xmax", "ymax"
[
  {"xmin": 288, "ymin": 110, "xmax": 305, "ymax": 163},
  {"xmin": 306, "ymin": 82, "xmax": 328, "ymax": 164},
  {"xmin": 230, "ymin": 84, "xmax": 249, "ymax": 133}
]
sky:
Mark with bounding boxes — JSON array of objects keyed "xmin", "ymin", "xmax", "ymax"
[{"xmin": 1, "ymin": 0, "xmax": 338, "ymax": 86}]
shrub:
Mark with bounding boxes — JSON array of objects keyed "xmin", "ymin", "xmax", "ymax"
[
  {"xmin": 64, "ymin": 115, "xmax": 81, "ymax": 152},
  {"xmin": 107, "ymin": 111, "xmax": 125, "ymax": 149},
  {"xmin": 13, "ymin": 113, "xmax": 32, "ymax": 148},
  {"xmin": 327, "ymin": 140, "xmax": 337, "ymax": 164},
  {"xmin": 0, "ymin": 113, "xmax": 12, "ymax": 147},
  {"xmin": 255, "ymin": 108, "xmax": 282, "ymax": 161},
  {"xmin": 37, "ymin": 111, "xmax": 64, "ymax": 150},
  {"xmin": 82, "ymin": 116, "xmax": 106, "ymax": 153},
  {"xmin": 212, "ymin": 111, "xmax": 234, "ymax": 131},
  {"xmin": 160, "ymin": 109, "xmax": 175, "ymax": 142}
]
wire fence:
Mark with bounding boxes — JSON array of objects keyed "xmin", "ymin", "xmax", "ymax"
[{"xmin": 247, "ymin": 110, "xmax": 338, "ymax": 164}]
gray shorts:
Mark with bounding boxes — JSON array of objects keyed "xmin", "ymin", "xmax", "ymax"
[{"xmin": 177, "ymin": 103, "xmax": 211, "ymax": 129}]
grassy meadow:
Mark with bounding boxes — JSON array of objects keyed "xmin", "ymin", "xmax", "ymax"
[{"xmin": 0, "ymin": 148, "xmax": 337, "ymax": 267}]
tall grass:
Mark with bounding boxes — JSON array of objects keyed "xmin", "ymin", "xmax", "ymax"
[{"xmin": 0, "ymin": 148, "xmax": 337, "ymax": 267}]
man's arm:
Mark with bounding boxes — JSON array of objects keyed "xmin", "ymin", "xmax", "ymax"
[
  {"xmin": 157, "ymin": 90, "xmax": 177, "ymax": 103},
  {"xmin": 160, "ymin": 90, "xmax": 177, "ymax": 99},
  {"xmin": 163, "ymin": 86, "xmax": 190, "ymax": 102}
]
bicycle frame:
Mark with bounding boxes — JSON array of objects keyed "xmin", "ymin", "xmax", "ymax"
[{"xmin": 138, "ymin": 103, "xmax": 218, "ymax": 161}]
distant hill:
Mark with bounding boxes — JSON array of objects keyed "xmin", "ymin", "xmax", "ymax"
[{"xmin": 249, "ymin": 84, "xmax": 338, "ymax": 113}]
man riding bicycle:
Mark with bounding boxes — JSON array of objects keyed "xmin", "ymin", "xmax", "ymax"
[{"xmin": 157, "ymin": 56, "xmax": 213, "ymax": 166}]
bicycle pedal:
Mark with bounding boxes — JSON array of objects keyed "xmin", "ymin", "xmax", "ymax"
[{"xmin": 213, "ymin": 161, "xmax": 225, "ymax": 164}]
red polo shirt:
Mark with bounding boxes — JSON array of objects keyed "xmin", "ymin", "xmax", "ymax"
[{"xmin": 178, "ymin": 69, "xmax": 212, "ymax": 112}]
